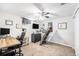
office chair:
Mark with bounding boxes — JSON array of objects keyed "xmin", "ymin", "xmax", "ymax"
[{"xmin": 18, "ymin": 32, "xmax": 26, "ymax": 46}]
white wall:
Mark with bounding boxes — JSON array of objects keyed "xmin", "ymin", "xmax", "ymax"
[
  {"xmin": 0, "ymin": 12, "xmax": 34, "ymax": 43},
  {"xmin": 74, "ymin": 4, "xmax": 79, "ymax": 56},
  {"xmin": 22, "ymin": 20, "xmax": 41, "ymax": 43},
  {"xmin": 28, "ymin": 20, "xmax": 41, "ymax": 42},
  {"xmin": 39, "ymin": 17, "xmax": 74, "ymax": 47},
  {"xmin": 0, "ymin": 12, "xmax": 74, "ymax": 48},
  {"xmin": 0, "ymin": 12, "xmax": 22, "ymax": 37}
]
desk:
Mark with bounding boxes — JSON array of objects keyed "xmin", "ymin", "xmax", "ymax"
[
  {"xmin": 0, "ymin": 37, "xmax": 20, "ymax": 49},
  {"xmin": 0, "ymin": 37, "xmax": 22, "ymax": 56}
]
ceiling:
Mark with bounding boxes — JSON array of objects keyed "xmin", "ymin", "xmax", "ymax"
[{"xmin": 0, "ymin": 3, "xmax": 77, "ymax": 20}]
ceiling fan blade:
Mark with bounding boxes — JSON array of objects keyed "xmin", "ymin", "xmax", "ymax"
[{"xmin": 33, "ymin": 3, "xmax": 45, "ymax": 11}]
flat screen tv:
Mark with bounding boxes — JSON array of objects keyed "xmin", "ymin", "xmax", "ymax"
[
  {"xmin": 0, "ymin": 28, "xmax": 10, "ymax": 35},
  {"xmin": 32, "ymin": 23, "xmax": 39, "ymax": 29}
]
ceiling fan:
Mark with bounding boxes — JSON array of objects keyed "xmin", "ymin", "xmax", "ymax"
[{"xmin": 33, "ymin": 3, "xmax": 60, "ymax": 18}]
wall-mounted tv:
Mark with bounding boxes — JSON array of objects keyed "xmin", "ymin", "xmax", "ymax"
[
  {"xmin": 0, "ymin": 28, "xmax": 10, "ymax": 35},
  {"xmin": 32, "ymin": 23, "xmax": 39, "ymax": 29}
]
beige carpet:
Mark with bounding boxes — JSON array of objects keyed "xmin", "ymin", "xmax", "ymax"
[{"xmin": 22, "ymin": 42, "xmax": 75, "ymax": 56}]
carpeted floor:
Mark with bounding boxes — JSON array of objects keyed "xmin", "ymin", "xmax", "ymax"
[{"xmin": 22, "ymin": 42, "xmax": 75, "ymax": 56}]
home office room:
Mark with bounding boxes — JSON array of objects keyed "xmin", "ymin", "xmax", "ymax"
[{"xmin": 0, "ymin": 3, "xmax": 79, "ymax": 56}]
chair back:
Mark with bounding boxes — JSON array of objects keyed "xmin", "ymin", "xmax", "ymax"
[{"xmin": 19, "ymin": 32, "xmax": 26, "ymax": 40}]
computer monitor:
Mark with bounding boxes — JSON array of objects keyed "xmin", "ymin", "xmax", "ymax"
[
  {"xmin": 0, "ymin": 28, "xmax": 10, "ymax": 35},
  {"xmin": 32, "ymin": 23, "xmax": 39, "ymax": 29}
]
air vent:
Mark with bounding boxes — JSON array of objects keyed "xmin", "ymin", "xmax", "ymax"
[{"xmin": 61, "ymin": 3, "xmax": 67, "ymax": 5}]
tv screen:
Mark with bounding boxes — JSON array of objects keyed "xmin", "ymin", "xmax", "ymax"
[
  {"xmin": 32, "ymin": 23, "xmax": 39, "ymax": 29},
  {"xmin": 0, "ymin": 28, "xmax": 10, "ymax": 35}
]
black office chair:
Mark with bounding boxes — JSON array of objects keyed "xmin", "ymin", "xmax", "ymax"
[
  {"xmin": 18, "ymin": 32, "xmax": 26, "ymax": 46},
  {"xmin": 15, "ymin": 32, "xmax": 26, "ymax": 56}
]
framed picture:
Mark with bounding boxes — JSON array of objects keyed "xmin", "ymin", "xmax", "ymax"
[
  {"xmin": 48, "ymin": 22, "xmax": 53, "ymax": 32},
  {"xmin": 22, "ymin": 17, "xmax": 31, "ymax": 24},
  {"xmin": 5, "ymin": 20, "xmax": 13, "ymax": 25},
  {"xmin": 48, "ymin": 22, "xmax": 52, "ymax": 28},
  {"xmin": 16, "ymin": 24, "xmax": 22, "ymax": 29},
  {"xmin": 58, "ymin": 22, "xmax": 67, "ymax": 29}
]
